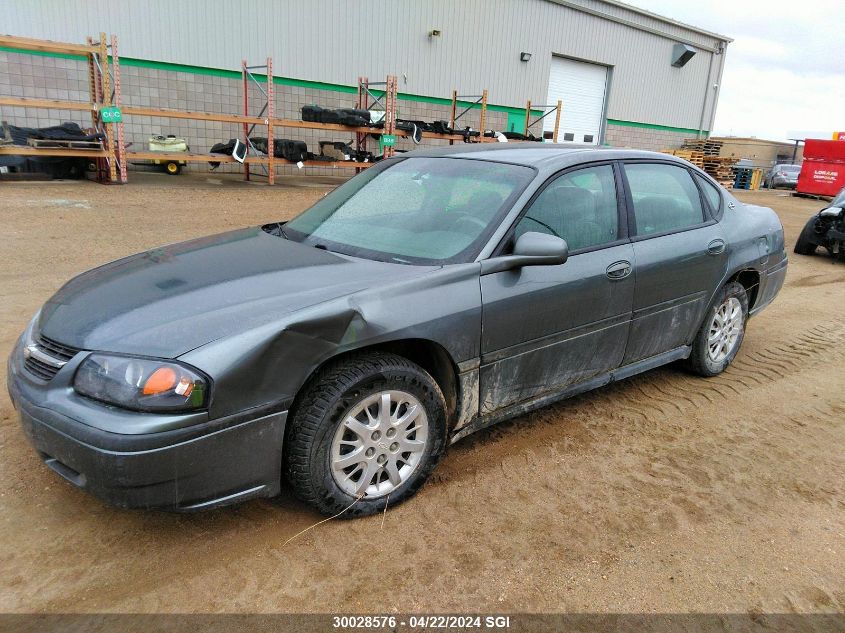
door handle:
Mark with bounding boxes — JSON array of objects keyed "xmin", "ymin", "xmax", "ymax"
[
  {"xmin": 707, "ymin": 238, "xmax": 726, "ymax": 255},
  {"xmin": 606, "ymin": 260, "xmax": 632, "ymax": 280}
]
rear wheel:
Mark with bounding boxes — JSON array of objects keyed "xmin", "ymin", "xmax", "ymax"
[
  {"xmin": 685, "ymin": 282, "xmax": 748, "ymax": 376},
  {"xmin": 285, "ymin": 352, "xmax": 448, "ymax": 517},
  {"xmin": 164, "ymin": 161, "xmax": 181, "ymax": 175}
]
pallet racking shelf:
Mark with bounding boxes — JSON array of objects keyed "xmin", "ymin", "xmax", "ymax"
[
  {"xmin": 449, "ymin": 90, "xmax": 488, "ymax": 145},
  {"xmin": 1, "ymin": 35, "xmax": 545, "ymax": 185},
  {"xmin": 524, "ymin": 100, "xmax": 563, "ymax": 142},
  {"xmin": 0, "ymin": 32, "xmax": 124, "ymax": 183}
]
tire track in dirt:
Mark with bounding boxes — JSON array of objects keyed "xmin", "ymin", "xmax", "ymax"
[
  {"xmin": 575, "ymin": 317, "xmax": 845, "ymax": 432},
  {"xmin": 726, "ymin": 319, "xmax": 845, "ymax": 386}
]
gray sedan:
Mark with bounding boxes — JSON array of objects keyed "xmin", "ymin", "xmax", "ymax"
[
  {"xmin": 7, "ymin": 145, "xmax": 787, "ymax": 516},
  {"xmin": 764, "ymin": 164, "xmax": 800, "ymax": 189}
]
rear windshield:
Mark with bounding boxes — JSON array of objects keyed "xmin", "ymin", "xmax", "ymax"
[{"xmin": 282, "ymin": 157, "xmax": 534, "ymax": 264}]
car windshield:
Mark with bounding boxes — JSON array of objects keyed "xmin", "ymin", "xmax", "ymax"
[
  {"xmin": 281, "ymin": 157, "xmax": 534, "ymax": 264},
  {"xmin": 832, "ymin": 187, "xmax": 845, "ymax": 207},
  {"xmin": 780, "ymin": 165, "xmax": 800, "ymax": 173}
]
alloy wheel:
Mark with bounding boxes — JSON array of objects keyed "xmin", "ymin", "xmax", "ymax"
[
  {"xmin": 330, "ymin": 390, "xmax": 429, "ymax": 498},
  {"xmin": 708, "ymin": 297, "xmax": 743, "ymax": 363}
]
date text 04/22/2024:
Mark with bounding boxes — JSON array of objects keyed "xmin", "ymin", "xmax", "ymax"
[{"xmin": 332, "ymin": 615, "xmax": 512, "ymax": 629}]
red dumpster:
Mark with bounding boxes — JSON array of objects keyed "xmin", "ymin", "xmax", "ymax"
[{"xmin": 797, "ymin": 139, "xmax": 845, "ymax": 197}]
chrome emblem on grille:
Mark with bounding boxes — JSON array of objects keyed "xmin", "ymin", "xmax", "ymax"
[{"xmin": 25, "ymin": 343, "xmax": 67, "ymax": 368}]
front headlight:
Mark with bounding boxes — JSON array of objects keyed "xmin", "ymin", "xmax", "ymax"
[{"xmin": 74, "ymin": 354, "xmax": 209, "ymax": 412}]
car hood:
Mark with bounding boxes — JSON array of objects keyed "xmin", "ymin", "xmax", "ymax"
[{"xmin": 38, "ymin": 227, "xmax": 434, "ymax": 357}]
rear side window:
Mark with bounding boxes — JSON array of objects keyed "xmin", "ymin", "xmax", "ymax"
[
  {"xmin": 625, "ymin": 163, "xmax": 705, "ymax": 236},
  {"xmin": 694, "ymin": 173, "xmax": 722, "ymax": 215}
]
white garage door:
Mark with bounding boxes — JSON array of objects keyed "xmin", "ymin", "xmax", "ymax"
[{"xmin": 545, "ymin": 56, "xmax": 608, "ymax": 145}]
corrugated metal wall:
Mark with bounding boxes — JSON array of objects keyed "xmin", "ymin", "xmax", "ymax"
[{"xmin": 3, "ymin": 0, "xmax": 728, "ymax": 130}]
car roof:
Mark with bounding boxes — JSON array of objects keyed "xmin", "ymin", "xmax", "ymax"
[{"xmin": 400, "ymin": 143, "xmax": 684, "ymax": 168}]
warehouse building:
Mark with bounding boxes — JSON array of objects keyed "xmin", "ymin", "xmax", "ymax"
[
  {"xmin": 713, "ymin": 137, "xmax": 804, "ymax": 170},
  {"xmin": 1, "ymin": 0, "xmax": 731, "ymax": 169}
]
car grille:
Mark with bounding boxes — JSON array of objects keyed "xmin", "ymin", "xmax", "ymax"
[{"xmin": 24, "ymin": 334, "xmax": 80, "ymax": 381}]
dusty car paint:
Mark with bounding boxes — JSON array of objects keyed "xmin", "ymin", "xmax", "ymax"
[{"xmin": 7, "ymin": 145, "xmax": 787, "ymax": 510}]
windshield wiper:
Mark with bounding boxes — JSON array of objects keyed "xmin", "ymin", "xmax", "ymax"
[{"xmin": 262, "ymin": 222, "xmax": 289, "ymax": 239}]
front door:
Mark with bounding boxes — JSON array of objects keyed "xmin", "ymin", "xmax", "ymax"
[
  {"xmin": 620, "ymin": 161, "xmax": 729, "ymax": 364},
  {"xmin": 479, "ymin": 163, "xmax": 634, "ymax": 414}
]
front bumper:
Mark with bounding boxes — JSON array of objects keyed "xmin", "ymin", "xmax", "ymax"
[{"xmin": 8, "ymin": 342, "xmax": 287, "ymax": 511}]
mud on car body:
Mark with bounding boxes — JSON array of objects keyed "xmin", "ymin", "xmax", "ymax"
[{"xmin": 8, "ymin": 145, "xmax": 788, "ymax": 517}]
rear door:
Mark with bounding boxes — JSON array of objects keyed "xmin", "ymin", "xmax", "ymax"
[
  {"xmin": 479, "ymin": 162, "xmax": 634, "ymax": 414},
  {"xmin": 620, "ymin": 161, "xmax": 729, "ymax": 365}
]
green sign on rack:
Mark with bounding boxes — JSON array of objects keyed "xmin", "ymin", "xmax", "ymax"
[
  {"xmin": 380, "ymin": 134, "xmax": 396, "ymax": 147},
  {"xmin": 100, "ymin": 106, "xmax": 122, "ymax": 123}
]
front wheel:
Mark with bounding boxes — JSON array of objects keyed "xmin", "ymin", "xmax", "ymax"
[
  {"xmin": 794, "ymin": 218, "xmax": 818, "ymax": 255},
  {"xmin": 285, "ymin": 352, "xmax": 448, "ymax": 517},
  {"xmin": 685, "ymin": 282, "xmax": 748, "ymax": 376}
]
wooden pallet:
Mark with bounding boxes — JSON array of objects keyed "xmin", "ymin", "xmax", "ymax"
[
  {"xmin": 696, "ymin": 152, "xmax": 737, "ymax": 187},
  {"xmin": 681, "ymin": 138, "xmax": 723, "ymax": 156},
  {"xmin": 27, "ymin": 137, "xmax": 104, "ymax": 150},
  {"xmin": 660, "ymin": 148, "xmax": 705, "ymax": 167}
]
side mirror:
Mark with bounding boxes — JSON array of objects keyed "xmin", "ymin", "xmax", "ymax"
[{"xmin": 480, "ymin": 231, "xmax": 569, "ymax": 275}]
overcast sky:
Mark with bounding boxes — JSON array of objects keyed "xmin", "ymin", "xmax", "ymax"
[{"xmin": 628, "ymin": 0, "xmax": 844, "ymax": 142}]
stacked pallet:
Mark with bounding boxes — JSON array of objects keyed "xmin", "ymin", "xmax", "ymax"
[
  {"xmin": 732, "ymin": 167, "xmax": 764, "ymax": 191},
  {"xmin": 680, "ymin": 138, "xmax": 723, "ymax": 156},
  {"xmin": 681, "ymin": 138, "xmax": 737, "ymax": 188},
  {"xmin": 659, "ymin": 148, "xmax": 704, "ymax": 168}
]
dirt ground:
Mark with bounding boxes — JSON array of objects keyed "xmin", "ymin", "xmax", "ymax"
[{"xmin": 0, "ymin": 171, "xmax": 843, "ymax": 615}]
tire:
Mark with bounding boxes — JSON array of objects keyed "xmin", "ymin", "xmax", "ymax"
[
  {"xmin": 685, "ymin": 282, "xmax": 749, "ymax": 377},
  {"xmin": 164, "ymin": 161, "xmax": 181, "ymax": 175},
  {"xmin": 794, "ymin": 218, "xmax": 818, "ymax": 255},
  {"xmin": 285, "ymin": 352, "xmax": 448, "ymax": 517}
]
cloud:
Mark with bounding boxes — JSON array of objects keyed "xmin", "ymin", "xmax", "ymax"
[{"xmin": 628, "ymin": 0, "xmax": 845, "ymax": 141}]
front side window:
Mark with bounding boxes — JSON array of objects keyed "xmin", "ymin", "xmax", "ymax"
[
  {"xmin": 625, "ymin": 163, "xmax": 705, "ymax": 236},
  {"xmin": 283, "ymin": 157, "xmax": 534, "ymax": 264},
  {"xmin": 513, "ymin": 164, "xmax": 620, "ymax": 251}
]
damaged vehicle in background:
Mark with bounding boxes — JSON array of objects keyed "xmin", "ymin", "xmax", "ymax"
[
  {"xmin": 794, "ymin": 186, "xmax": 845, "ymax": 261},
  {"xmin": 8, "ymin": 145, "xmax": 787, "ymax": 517}
]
